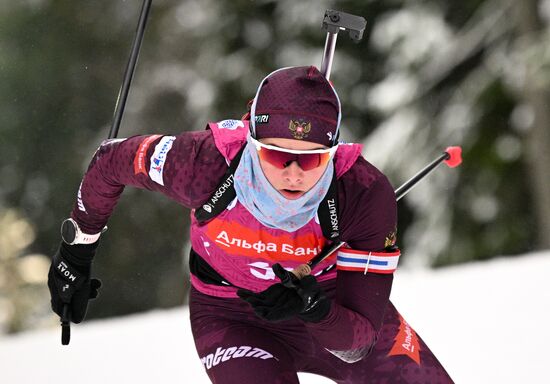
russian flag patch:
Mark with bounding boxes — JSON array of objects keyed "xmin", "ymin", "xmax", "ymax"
[{"xmin": 337, "ymin": 248, "xmax": 400, "ymax": 274}]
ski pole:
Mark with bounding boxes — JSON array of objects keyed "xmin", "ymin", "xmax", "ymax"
[
  {"xmin": 61, "ymin": 304, "xmax": 70, "ymax": 345},
  {"xmin": 320, "ymin": 10, "xmax": 366, "ymax": 80},
  {"xmin": 282, "ymin": 146, "xmax": 463, "ymax": 284},
  {"xmin": 60, "ymin": 0, "xmax": 153, "ymax": 346},
  {"xmin": 395, "ymin": 146, "xmax": 462, "ymax": 201},
  {"xmin": 108, "ymin": 0, "xmax": 152, "ymax": 140}
]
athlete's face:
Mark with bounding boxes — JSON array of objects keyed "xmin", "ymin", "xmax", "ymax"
[{"xmin": 257, "ymin": 137, "xmax": 332, "ymax": 200}]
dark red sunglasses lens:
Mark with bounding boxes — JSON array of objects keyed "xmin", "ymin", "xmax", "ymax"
[
  {"xmin": 297, "ymin": 154, "xmax": 322, "ymax": 170},
  {"xmin": 258, "ymin": 148, "xmax": 330, "ymax": 171},
  {"xmin": 258, "ymin": 149, "xmax": 295, "ymax": 169}
]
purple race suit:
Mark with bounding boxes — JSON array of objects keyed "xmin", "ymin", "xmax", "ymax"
[{"xmin": 71, "ymin": 119, "xmax": 453, "ymax": 383}]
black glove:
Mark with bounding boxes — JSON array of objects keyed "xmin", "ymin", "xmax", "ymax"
[
  {"xmin": 237, "ymin": 263, "xmax": 331, "ymax": 323},
  {"xmin": 48, "ymin": 241, "xmax": 101, "ymax": 324}
]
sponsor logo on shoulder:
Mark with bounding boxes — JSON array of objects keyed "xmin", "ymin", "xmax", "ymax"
[
  {"xmin": 134, "ymin": 134, "xmax": 162, "ymax": 175},
  {"xmin": 148, "ymin": 136, "xmax": 175, "ymax": 186},
  {"xmin": 217, "ymin": 119, "xmax": 244, "ymax": 130}
]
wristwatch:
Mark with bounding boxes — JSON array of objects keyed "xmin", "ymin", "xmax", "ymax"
[{"xmin": 60, "ymin": 218, "xmax": 102, "ymax": 245}]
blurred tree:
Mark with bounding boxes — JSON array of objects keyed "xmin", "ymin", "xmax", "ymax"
[
  {"xmin": 0, "ymin": 208, "xmax": 51, "ymax": 333},
  {"xmin": 362, "ymin": 0, "xmax": 549, "ymax": 266},
  {"xmin": 0, "ymin": 1, "xmax": 189, "ymax": 324},
  {"xmin": 514, "ymin": 0, "xmax": 550, "ymax": 250}
]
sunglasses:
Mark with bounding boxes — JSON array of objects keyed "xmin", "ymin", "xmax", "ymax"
[{"xmin": 251, "ymin": 137, "xmax": 338, "ymax": 171}]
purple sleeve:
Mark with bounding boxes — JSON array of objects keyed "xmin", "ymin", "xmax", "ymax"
[
  {"xmin": 305, "ymin": 157, "xmax": 398, "ymax": 362},
  {"xmin": 71, "ymin": 130, "xmax": 227, "ymax": 234}
]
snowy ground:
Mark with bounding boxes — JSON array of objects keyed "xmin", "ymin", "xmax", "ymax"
[{"xmin": 1, "ymin": 250, "xmax": 549, "ymax": 383}]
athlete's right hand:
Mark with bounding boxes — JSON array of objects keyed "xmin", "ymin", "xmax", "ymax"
[
  {"xmin": 47, "ymin": 241, "xmax": 101, "ymax": 323},
  {"xmin": 237, "ymin": 263, "xmax": 331, "ymax": 323}
]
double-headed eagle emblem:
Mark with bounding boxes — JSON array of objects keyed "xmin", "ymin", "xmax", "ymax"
[{"xmin": 288, "ymin": 119, "xmax": 311, "ymax": 140}]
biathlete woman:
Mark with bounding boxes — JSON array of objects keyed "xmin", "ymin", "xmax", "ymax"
[{"xmin": 48, "ymin": 66, "xmax": 453, "ymax": 383}]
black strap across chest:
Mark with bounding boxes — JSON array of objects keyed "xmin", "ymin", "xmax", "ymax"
[
  {"xmin": 189, "ymin": 247, "xmax": 337, "ymax": 288},
  {"xmin": 194, "ymin": 146, "xmax": 246, "ymax": 223}
]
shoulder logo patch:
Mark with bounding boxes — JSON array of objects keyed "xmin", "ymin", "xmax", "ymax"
[
  {"xmin": 384, "ymin": 229, "xmax": 397, "ymax": 249},
  {"xmin": 134, "ymin": 135, "xmax": 162, "ymax": 175},
  {"xmin": 217, "ymin": 120, "xmax": 244, "ymax": 130},
  {"xmin": 148, "ymin": 136, "xmax": 176, "ymax": 186}
]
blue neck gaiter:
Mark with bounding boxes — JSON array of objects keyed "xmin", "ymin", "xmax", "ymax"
[{"xmin": 234, "ymin": 137, "xmax": 334, "ymax": 232}]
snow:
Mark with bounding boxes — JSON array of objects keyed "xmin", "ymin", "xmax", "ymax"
[{"xmin": 1, "ymin": 251, "xmax": 549, "ymax": 383}]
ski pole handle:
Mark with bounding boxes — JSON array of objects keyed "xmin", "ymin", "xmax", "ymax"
[
  {"xmin": 303, "ymin": 240, "xmax": 346, "ymax": 275},
  {"xmin": 280, "ymin": 241, "xmax": 347, "ymax": 286},
  {"xmin": 290, "ymin": 146, "xmax": 463, "ymax": 280}
]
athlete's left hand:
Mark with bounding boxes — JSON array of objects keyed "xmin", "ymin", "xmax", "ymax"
[{"xmin": 237, "ymin": 263, "xmax": 331, "ymax": 323}]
